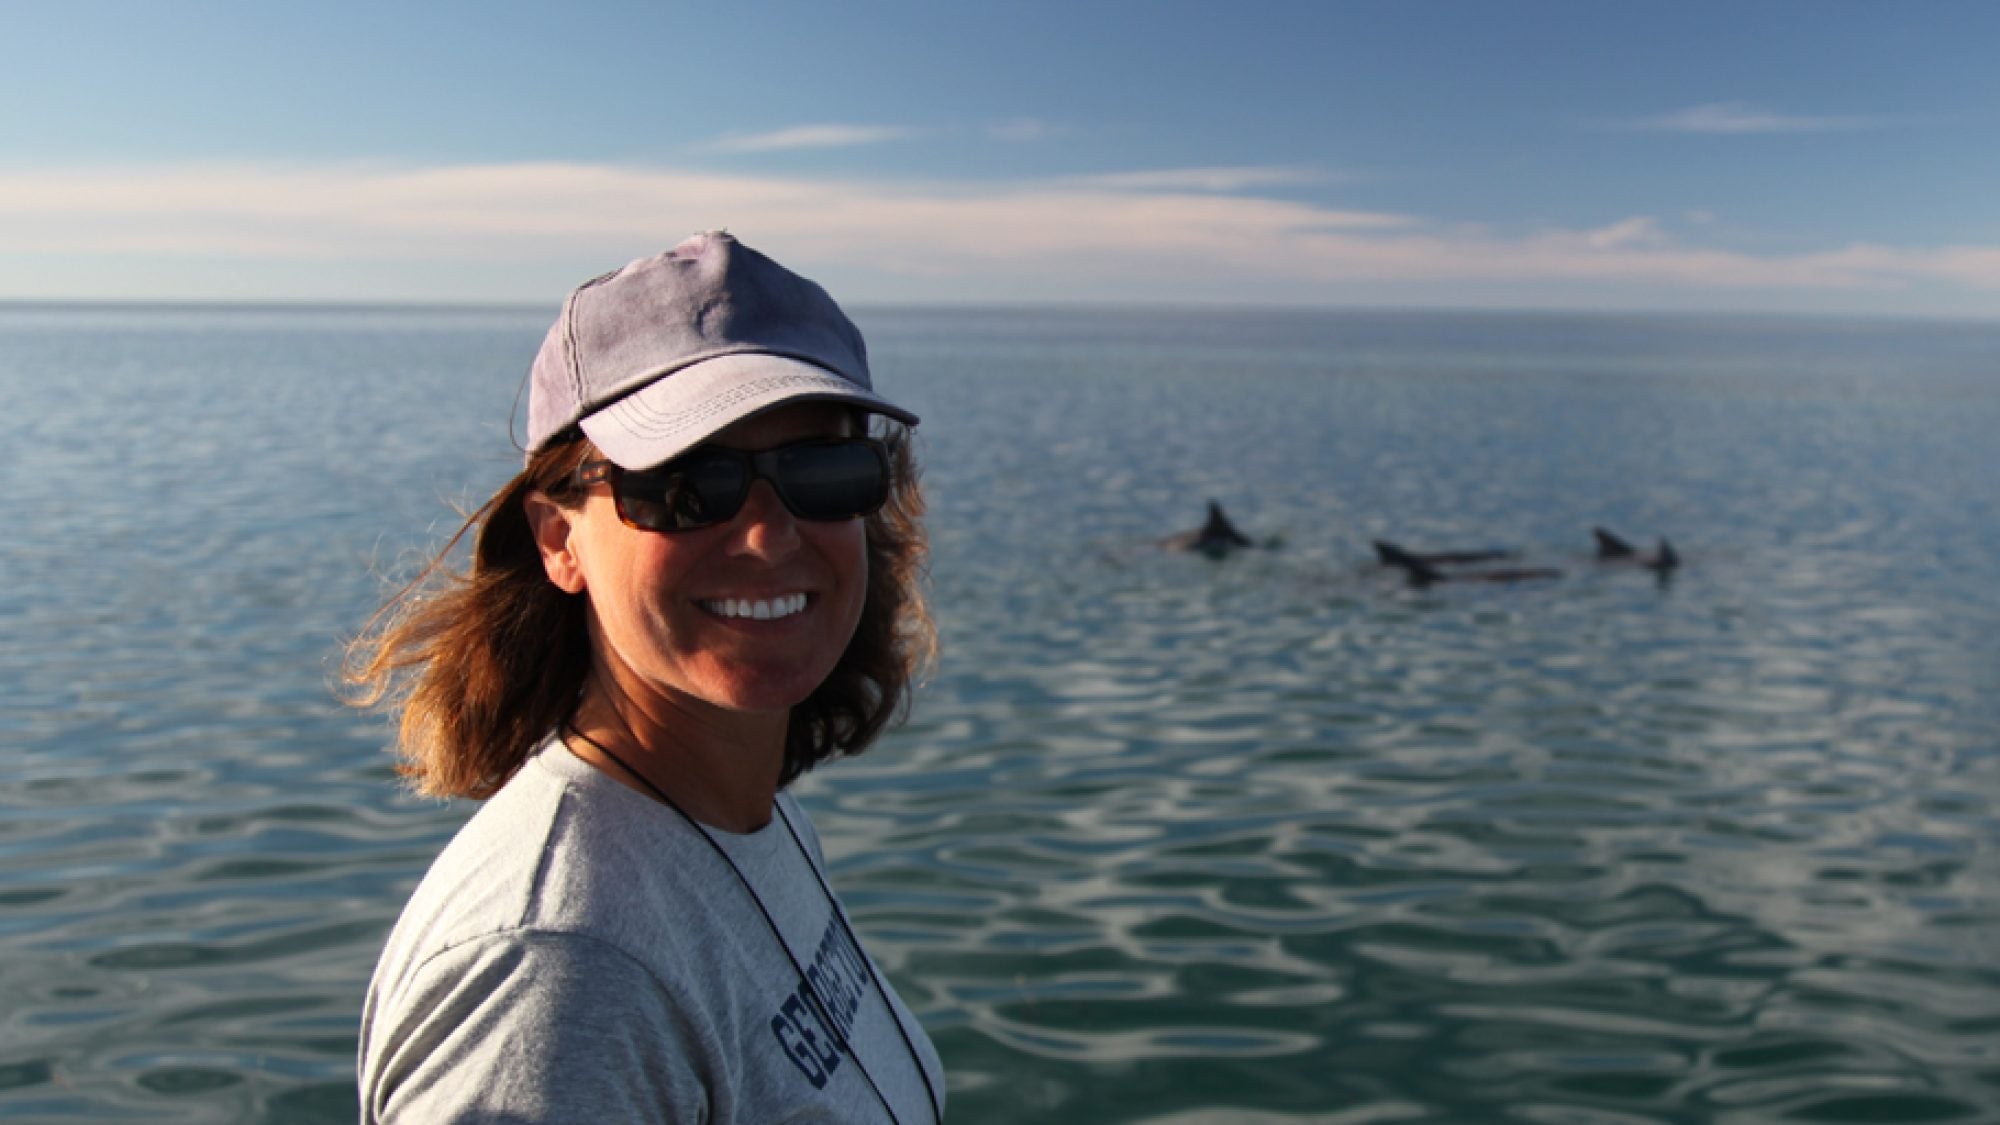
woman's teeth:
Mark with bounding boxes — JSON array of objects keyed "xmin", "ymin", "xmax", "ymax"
[{"xmin": 703, "ymin": 594, "xmax": 808, "ymax": 621}]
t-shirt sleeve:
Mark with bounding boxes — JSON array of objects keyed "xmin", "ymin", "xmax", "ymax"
[{"xmin": 363, "ymin": 930, "xmax": 708, "ymax": 1124}]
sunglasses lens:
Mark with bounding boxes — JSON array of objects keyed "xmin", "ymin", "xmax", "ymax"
[
  {"xmin": 615, "ymin": 455, "xmax": 749, "ymax": 531},
  {"xmin": 606, "ymin": 439, "xmax": 889, "ymax": 532},
  {"xmin": 772, "ymin": 441, "xmax": 890, "ymax": 521}
]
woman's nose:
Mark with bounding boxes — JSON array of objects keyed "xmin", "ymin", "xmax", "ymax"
[{"xmin": 726, "ymin": 479, "xmax": 801, "ymax": 557}]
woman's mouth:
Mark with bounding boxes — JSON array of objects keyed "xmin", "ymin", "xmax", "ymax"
[{"xmin": 699, "ymin": 593, "xmax": 810, "ymax": 621}]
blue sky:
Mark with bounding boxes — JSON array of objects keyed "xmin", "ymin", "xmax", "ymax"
[{"xmin": 6, "ymin": 1, "xmax": 2000, "ymax": 317}]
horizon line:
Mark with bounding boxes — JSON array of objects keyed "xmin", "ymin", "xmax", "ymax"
[{"xmin": 2, "ymin": 294, "xmax": 1996, "ymax": 330}]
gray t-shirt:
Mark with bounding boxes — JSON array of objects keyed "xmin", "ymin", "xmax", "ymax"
[{"xmin": 359, "ymin": 739, "xmax": 944, "ymax": 1123}]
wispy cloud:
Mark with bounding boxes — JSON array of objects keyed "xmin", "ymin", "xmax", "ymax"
[
  {"xmin": 2, "ymin": 160, "xmax": 1997, "ymax": 311},
  {"xmin": 1058, "ymin": 166, "xmax": 1346, "ymax": 195},
  {"xmin": 706, "ymin": 124, "xmax": 922, "ymax": 153},
  {"xmin": 1582, "ymin": 216, "xmax": 1669, "ymax": 250},
  {"xmin": 1618, "ymin": 101, "xmax": 1901, "ymax": 135},
  {"xmin": 987, "ymin": 118, "xmax": 1053, "ymax": 143}
]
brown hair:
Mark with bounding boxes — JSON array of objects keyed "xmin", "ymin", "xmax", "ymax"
[{"xmin": 341, "ymin": 421, "xmax": 934, "ymax": 799}]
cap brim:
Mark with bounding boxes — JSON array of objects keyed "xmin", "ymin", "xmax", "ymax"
[{"xmin": 577, "ymin": 352, "xmax": 919, "ymax": 469}]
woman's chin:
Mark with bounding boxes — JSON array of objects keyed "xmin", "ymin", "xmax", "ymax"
[{"xmin": 691, "ymin": 662, "xmax": 838, "ymax": 717}]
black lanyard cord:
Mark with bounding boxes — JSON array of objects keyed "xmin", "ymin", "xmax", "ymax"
[{"xmin": 564, "ymin": 726, "xmax": 943, "ymax": 1125}]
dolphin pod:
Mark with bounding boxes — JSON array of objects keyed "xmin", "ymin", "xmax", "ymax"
[
  {"xmin": 1373, "ymin": 525, "xmax": 1678, "ymax": 587},
  {"xmin": 1165, "ymin": 504, "xmax": 1678, "ymax": 586}
]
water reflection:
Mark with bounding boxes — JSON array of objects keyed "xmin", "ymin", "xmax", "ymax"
[{"xmin": 4, "ymin": 306, "xmax": 1998, "ymax": 1121}]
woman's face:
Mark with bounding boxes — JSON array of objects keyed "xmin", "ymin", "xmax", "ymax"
[{"xmin": 531, "ymin": 403, "xmax": 870, "ymax": 722}]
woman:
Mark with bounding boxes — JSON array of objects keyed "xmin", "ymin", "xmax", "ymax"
[{"xmin": 347, "ymin": 232, "xmax": 945, "ymax": 1123}]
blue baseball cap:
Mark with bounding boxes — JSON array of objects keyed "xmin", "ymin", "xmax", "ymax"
[{"xmin": 525, "ymin": 231, "xmax": 917, "ymax": 468}]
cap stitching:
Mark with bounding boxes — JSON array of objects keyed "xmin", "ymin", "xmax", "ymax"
[
  {"xmin": 605, "ymin": 371, "xmax": 879, "ymax": 438},
  {"xmin": 561, "ymin": 289, "xmax": 585, "ymax": 406},
  {"xmin": 580, "ymin": 345, "xmax": 866, "ymax": 417}
]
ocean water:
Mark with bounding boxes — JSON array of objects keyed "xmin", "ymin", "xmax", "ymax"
[{"xmin": 2, "ymin": 302, "xmax": 1997, "ymax": 1123}]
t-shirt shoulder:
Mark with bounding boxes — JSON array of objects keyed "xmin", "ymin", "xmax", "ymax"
[
  {"xmin": 387, "ymin": 742, "xmax": 811, "ymax": 975},
  {"xmin": 365, "ymin": 926, "xmax": 711, "ymax": 1123}
]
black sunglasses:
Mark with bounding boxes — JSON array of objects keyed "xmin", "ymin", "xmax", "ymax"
[{"xmin": 575, "ymin": 437, "xmax": 891, "ymax": 533}]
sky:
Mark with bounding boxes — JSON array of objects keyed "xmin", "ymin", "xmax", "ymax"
[{"xmin": 5, "ymin": 0, "xmax": 2000, "ymax": 318}]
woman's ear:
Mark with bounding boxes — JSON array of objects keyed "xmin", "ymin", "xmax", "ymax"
[{"xmin": 524, "ymin": 491, "xmax": 588, "ymax": 595}]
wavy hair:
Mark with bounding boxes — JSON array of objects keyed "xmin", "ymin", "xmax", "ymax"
[{"xmin": 342, "ymin": 420, "xmax": 933, "ymax": 799}]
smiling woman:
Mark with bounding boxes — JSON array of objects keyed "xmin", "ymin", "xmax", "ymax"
[{"xmin": 341, "ymin": 232, "xmax": 943, "ymax": 1124}]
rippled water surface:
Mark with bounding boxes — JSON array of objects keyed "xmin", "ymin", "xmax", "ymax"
[{"xmin": 4, "ymin": 304, "xmax": 1998, "ymax": 1122}]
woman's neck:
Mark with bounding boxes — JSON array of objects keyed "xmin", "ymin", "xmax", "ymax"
[{"xmin": 566, "ymin": 679, "xmax": 788, "ymax": 834}]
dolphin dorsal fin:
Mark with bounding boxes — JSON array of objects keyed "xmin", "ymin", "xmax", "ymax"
[
  {"xmin": 1375, "ymin": 540, "xmax": 1444, "ymax": 586},
  {"xmin": 1594, "ymin": 527, "xmax": 1637, "ymax": 558},
  {"xmin": 1201, "ymin": 501, "xmax": 1252, "ymax": 547}
]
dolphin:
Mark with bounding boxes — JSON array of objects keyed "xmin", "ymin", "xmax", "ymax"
[
  {"xmin": 1374, "ymin": 540, "xmax": 1563, "ymax": 588},
  {"xmin": 1162, "ymin": 500, "xmax": 1257, "ymax": 557},
  {"xmin": 1593, "ymin": 527, "xmax": 1679, "ymax": 572}
]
